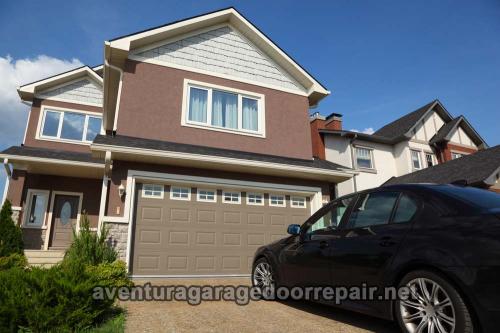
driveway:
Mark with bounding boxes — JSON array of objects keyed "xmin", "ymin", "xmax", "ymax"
[{"xmin": 122, "ymin": 278, "xmax": 399, "ymax": 333}]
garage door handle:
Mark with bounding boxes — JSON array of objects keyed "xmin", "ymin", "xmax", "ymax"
[{"xmin": 319, "ymin": 241, "xmax": 329, "ymax": 249}]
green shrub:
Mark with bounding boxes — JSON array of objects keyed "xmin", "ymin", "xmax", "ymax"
[
  {"xmin": 0, "ymin": 259, "xmax": 130, "ymax": 332},
  {"xmin": 0, "ymin": 253, "xmax": 27, "ymax": 271},
  {"xmin": 64, "ymin": 213, "xmax": 117, "ymax": 266},
  {"xmin": 0, "ymin": 200, "xmax": 24, "ymax": 257}
]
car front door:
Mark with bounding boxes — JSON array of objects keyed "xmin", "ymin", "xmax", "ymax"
[
  {"xmin": 279, "ymin": 195, "xmax": 355, "ymax": 287},
  {"xmin": 330, "ymin": 190, "xmax": 419, "ymax": 314}
]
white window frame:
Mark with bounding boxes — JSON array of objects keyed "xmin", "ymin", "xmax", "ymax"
[
  {"xmin": 411, "ymin": 150, "xmax": 422, "ymax": 170},
  {"xmin": 425, "ymin": 152, "xmax": 435, "ymax": 168},
  {"xmin": 170, "ymin": 186, "xmax": 191, "ymax": 201},
  {"xmin": 222, "ymin": 191, "xmax": 241, "ymax": 204},
  {"xmin": 197, "ymin": 189, "xmax": 217, "ymax": 203},
  {"xmin": 142, "ymin": 184, "xmax": 164, "ymax": 199},
  {"xmin": 269, "ymin": 194, "xmax": 286, "ymax": 207},
  {"xmin": 290, "ymin": 196, "xmax": 307, "ymax": 209},
  {"xmin": 181, "ymin": 79, "xmax": 266, "ymax": 138},
  {"xmin": 23, "ymin": 189, "xmax": 50, "ymax": 229},
  {"xmin": 246, "ymin": 192, "xmax": 264, "ymax": 206},
  {"xmin": 354, "ymin": 146, "xmax": 375, "ymax": 170},
  {"xmin": 451, "ymin": 152, "xmax": 464, "ymax": 160},
  {"xmin": 37, "ymin": 105, "xmax": 103, "ymax": 145}
]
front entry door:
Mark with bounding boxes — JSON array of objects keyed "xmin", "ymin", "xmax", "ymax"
[{"xmin": 50, "ymin": 195, "xmax": 80, "ymax": 249}]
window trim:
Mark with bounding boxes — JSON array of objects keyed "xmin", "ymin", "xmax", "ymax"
[
  {"xmin": 451, "ymin": 151, "xmax": 466, "ymax": 160},
  {"xmin": 181, "ymin": 79, "xmax": 266, "ymax": 138},
  {"xmin": 269, "ymin": 194, "xmax": 286, "ymax": 207},
  {"xmin": 290, "ymin": 196, "xmax": 307, "ymax": 209},
  {"xmin": 141, "ymin": 184, "xmax": 164, "ymax": 199},
  {"xmin": 196, "ymin": 188, "xmax": 217, "ymax": 203},
  {"xmin": 169, "ymin": 186, "xmax": 191, "ymax": 201},
  {"xmin": 246, "ymin": 192, "xmax": 264, "ymax": 206},
  {"xmin": 410, "ymin": 149, "xmax": 422, "ymax": 170},
  {"xmin": 23, "ymin": 189, "xmax": 50, "ymax": 229},
  {"xmin": 37, "ymin": 105, "xmax": 103, "ymax": 146},
  {"xmin": 424, "ymin": 152, "xmax": 436, "ymax": 168},
  {"xmin": 354, "ymin": 146, "xmax": 375, "ymax": 170},
  {"xmin": 222, "ymin": 191, "xmax": 241, "ymax": 204}
]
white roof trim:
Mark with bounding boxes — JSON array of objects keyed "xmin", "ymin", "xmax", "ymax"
[
  {"xmin": 107, "ymin": 8, "xmax": 329, "ymax": 98},
  {"xmin": 0, "ymin": 154, "xmax": 104, "ymax": 168},
  {"xmin": 17, "ymin": 66, "xmax": 103, "ymax": 102}
]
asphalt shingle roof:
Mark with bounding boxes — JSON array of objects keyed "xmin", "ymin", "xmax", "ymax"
[
  {"xmin": 384, "ymin": 145, "xmax": 500, "ymax": 186},
  {"xmin": 93, "ymin": 134, "xmax": 351, "ymax": 171},
  {"xmin": 0, "ymin": 146, "xmax": 103, "ymax": 164},
  {"xmin": 373, "ymin": 100, "xmax": 436, "ymax": 140}
]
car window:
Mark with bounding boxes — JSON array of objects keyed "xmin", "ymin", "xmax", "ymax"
[
  {"xmin": 346, "ymin": 191, "xmax": 399, "ymax": 229},
  {"xmin": 433, "ymin": 185, "xmax": 500, "ymax": 209},
  {"xmin": 392, "ymin": 193, "xmax": 418, "ymax": 223},
  {"xmin": 307, "ymin": 196, "xmax": 354, "ymax": 234}
]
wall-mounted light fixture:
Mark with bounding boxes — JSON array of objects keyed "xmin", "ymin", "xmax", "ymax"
[{"xmin": 118, "ymin": 184, "xmax": 126, "ymax": 197}]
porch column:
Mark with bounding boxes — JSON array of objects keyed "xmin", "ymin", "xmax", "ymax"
[{"xmin": 5, "ymin": 169, "xmax": 26, "ymax": 224}]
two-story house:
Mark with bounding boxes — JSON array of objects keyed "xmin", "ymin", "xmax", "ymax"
[
  {"xmin": 310, "ymin": 99, "xmax": 488, "ymax": 196},
  {"xmin": 0, "ymin": 8, "xmax": 355, "ymax": 277}
]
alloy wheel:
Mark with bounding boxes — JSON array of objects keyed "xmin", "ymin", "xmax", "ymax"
[
  {"xmin": 400, "ymin": 277, "xmax": 456, "ymax": 333},
  {"xmin": 252, "ymin": 261, "xmax": 274, "ymax": 289}
]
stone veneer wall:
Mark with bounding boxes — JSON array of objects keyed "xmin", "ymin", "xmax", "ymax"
[{"xmin": 105, "ymin": 222, "xmax": 129, "ymax": 261}]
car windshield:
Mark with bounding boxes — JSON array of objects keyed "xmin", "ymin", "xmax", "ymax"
[{"xmin": 434, "ymin": 185, "xmax": 500, "ymax": 209}]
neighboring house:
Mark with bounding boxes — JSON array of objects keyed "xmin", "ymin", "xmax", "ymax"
[
  {"xmin": 384, "ymin": 145, "xmax": 500, "ymax": 193},
  {"xmin": 310, "ymin": 99, "xmax": 488, "ymax": 196},
  {"xmin": 0, "ymin": 8, "xmax": 355, "ymax": 277}
]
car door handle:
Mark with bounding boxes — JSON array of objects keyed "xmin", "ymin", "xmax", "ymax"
[
  {"xmin": 319, "ymin": 240, "xmax": 329, "ymax": 249},
  {"xmin": 379, "ymin": 236, "xmax": 396, "ymax": 247}
]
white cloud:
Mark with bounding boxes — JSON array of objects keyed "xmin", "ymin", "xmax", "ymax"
[
  {"xmin": 350, "ymin": 127, "xmax": 375, "ymax": 135},
  {"xmin": 0, "ymin": 55, "xmax": 83, "ymax": 147},
  {"xmin": 0, "ymin": 55, "xmax": 83, "ymax": 202}
]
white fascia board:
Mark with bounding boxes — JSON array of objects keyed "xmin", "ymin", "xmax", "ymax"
[
  {"xmin": 91, "ymin": 143, "xmax": 355, "ymax": 178},
  {"xmin": 0, "ymin": 154, "xmax": 104, "ymax": 169}
]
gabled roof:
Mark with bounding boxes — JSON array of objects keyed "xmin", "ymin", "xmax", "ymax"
[
  {"xmin": 103, "ymin": 8, "xmax": 330, "ymax": 131},
  {"xmin": 373, "ymin": 99, "xmax": 453, "ymax": 141},
  {"xmin": 429, "ymin": 116, "xmax": 488, "ymax": 149},
  {"xmin": 17, "ymin": 65, "xmax": 103, "ymax": 102},
  {"xmin": 384, "ymin": 145, "xmax": 500, "ymax": 187}
]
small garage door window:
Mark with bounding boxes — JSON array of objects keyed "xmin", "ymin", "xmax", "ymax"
[
  {"xmin": 197, "ymin": 189, "xmax": 216, "ymax": 202},
  {"xmin": 142, "ymin": 184, "xmax": 164, "ymax": 199},
  {"xmin": 170, "ymin": 187, "xmax": 191, "ymax": 200},
  {"xmin": 247, "ymin": 193, "xmax": 264, "ymax": 205},
  {"xmin": 270, "ymin": 195, "xmax": 285, "ymax": 207},
  {"xmin": 223, "ymin": 191, "xmax": 241, "ymax": 204},
  {"xmin": 291, "ymin": 196, "xmax": 306, "ymax": 208}
]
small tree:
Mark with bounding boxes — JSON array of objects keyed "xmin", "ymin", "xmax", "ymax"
[
  {"xmin": 64, "ymin": 212, "xmax": 117, "ymax": 266},
  {"xmin": 0, "ymin": 200, "xmax": 24, "ymax": 257}
]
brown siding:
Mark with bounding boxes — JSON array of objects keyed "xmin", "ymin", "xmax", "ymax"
[
  {"xmin": 23, "ymin": 98, "xmax": 103, "ymax": 153},
  {"xmin": 106, "ymin": 160, "xmax": 331, "ymax": 217},
  {"xmin": 6, "ymin": 169, "xmax": 26, "ymax": 207},
  {"xmin": 19, "ymin": 174, "xmax": 102, "ymax": 228},
  {"xmin": 116, "ymin": 60, "xmax": 313, "ymax": 160}
]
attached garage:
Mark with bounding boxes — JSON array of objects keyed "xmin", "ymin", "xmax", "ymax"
[{"xmin": 130, "ymin": 181, "xmax": 313, "ymax": 277}]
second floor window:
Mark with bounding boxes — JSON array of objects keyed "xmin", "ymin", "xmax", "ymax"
[
  {"xmin": 411, "ymin": 150, "xmax": 421, "ymax": 169},
  {"xmin": 451, "ymin": 152, "xmax": 463, "ymax": 160},
  {"xmin": 184, "ymin": 81, "xmax": 264, "ymax": 136},
  {"xmin": 425, "ymin": 153, "xmax": 435, "ymax": 167},
  {"xmin": 355, "ymin": 147, "xmax": 373, "ymax": 169},
  {"xmin": 40, "ymin": 108, "xmax": 102, "ymax": 143}
]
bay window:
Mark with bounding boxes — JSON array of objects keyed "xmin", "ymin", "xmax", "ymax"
[
  {"xmin": 184, "ymin": 80, "xmax": 264, "ymax": 136},
  {"xmin": 40, "ymin": 107, "xmax": 102, "ymax": 143}
]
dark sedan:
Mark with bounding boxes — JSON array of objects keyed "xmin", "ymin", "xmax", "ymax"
[{"xmin": 252, "ymin": 184, "xmax": 500, "ymax": 333}]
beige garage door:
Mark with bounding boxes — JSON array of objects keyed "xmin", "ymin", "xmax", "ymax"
[{"xmin": 131, "ymin": 182, "xmax": 311, "ymax": 276}]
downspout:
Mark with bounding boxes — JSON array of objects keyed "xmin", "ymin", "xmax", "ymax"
[
  {"xmin": 2, "ymin": 159, "xmax": 11, "ymax": 206},
  {"xmin": 348, "ymin": 134, "xmax": 358, "ymax": 192},
  {"xmin": 104, "ymin": 58, "xmax": 123, "ymax": 135}
]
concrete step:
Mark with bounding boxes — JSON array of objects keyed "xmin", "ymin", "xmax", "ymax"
[{"xmin": 25, "ymin": 250, "xmax": 65, "ymax": 267}]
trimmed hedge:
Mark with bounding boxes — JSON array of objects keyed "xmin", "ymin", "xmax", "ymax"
[{"xmin": 0, "ymin": 200, "xmax": 24, "ymax": 257}]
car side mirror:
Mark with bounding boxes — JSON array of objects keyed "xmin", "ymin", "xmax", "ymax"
[{"xmin": 287, "ymin": 224, "xmax": 301, "ymax": 235}]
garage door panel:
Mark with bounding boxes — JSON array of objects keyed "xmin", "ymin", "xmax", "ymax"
[{"xmin": 132, "ymin": 183, "xmax": 311, "ymax": 276}]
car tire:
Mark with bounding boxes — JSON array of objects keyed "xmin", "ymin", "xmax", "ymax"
[
  {"xmin": 252, "ymin": 257, "xmax": 276, "ymax": 299},
  {"xmin": 395, "ymin": 270, "xmax": 474, "ymax": 333}
]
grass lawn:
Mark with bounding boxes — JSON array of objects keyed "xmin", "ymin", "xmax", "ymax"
[{"xmin": 82, "ymin": 310, "xmax": 126, "ymax": 333}]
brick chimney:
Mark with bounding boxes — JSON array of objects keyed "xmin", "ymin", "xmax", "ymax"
[{"xmin": 310, "ymin": 112, "xmax": 343, "ymax": 160}]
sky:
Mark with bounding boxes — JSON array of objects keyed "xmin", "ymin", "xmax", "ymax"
[{"xmin": 0, "ymin": 0, "xmax": 499, "ymax": 201}]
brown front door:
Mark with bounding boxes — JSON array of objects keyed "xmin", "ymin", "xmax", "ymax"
[{"xmin": 50, "ymin": 195, "xmax": 80, "ymax": 249}]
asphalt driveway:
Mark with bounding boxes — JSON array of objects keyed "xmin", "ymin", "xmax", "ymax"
[{"xmin": 122, "ymin": 278, "xmax": 399, "ymax": 333}]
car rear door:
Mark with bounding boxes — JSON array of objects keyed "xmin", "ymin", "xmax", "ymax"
[{"xmin": 329, "ymin": 190, "xmax": 420, "ymax": 314}]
